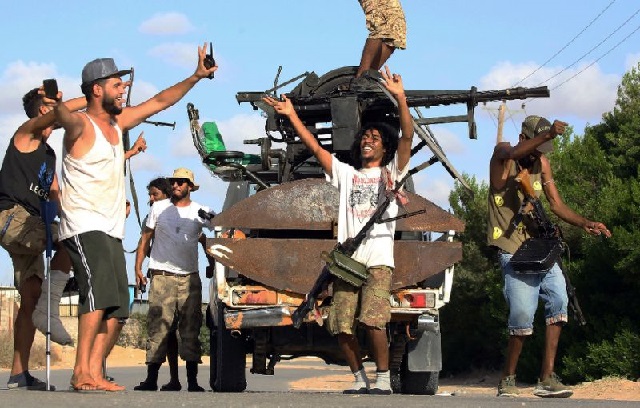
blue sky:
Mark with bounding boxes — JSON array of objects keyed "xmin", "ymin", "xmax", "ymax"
[{"xmin": 1, "ymin": 1, "xmax": 639, "ymax": 294}]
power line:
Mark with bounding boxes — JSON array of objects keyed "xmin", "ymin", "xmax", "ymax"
[
  {"xmin": 512, "ymin": 0, "xmax": 617, "ymax": 87},
  {"xmin": 537, "ymin": 7, "xmax": 640, "ymax": 87},
  {"xmin": 552, "ymin": 22, "xmax": 640, "ymax": 91}
]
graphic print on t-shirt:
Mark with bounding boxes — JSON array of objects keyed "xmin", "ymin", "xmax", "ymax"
[
  {"xmin": 29, "ymin": 162, "xmax": 54, "ymax": 201},
  {"xmin": 348, "ymin": 173, "xmax": 381, "ymax": 222}
]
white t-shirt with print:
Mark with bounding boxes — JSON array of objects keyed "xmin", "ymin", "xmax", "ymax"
[
  {"xmin": 328, "ymin": 154, "xmax": 408, "ymax": 268},
  {"xmin": 146, "ymin": 198, "xmax": 212, "ymax": 274}
]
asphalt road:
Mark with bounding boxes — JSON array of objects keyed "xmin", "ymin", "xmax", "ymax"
[{"xmin": 1, "ymin": 361, "xmax": 638, "ymax": 408}]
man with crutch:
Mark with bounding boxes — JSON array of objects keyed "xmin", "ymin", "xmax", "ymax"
[{"xmin": 0, "ymin": 86, "xmax": 83, "ymax": 390}]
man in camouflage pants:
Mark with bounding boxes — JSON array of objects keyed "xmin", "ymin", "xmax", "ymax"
[
  {"xmin": 133, "ymin": 168, "xmax": 213, "ymax": 392},
  {"xmin": 355, "ymin": 0, "xmax": 407, "ymax": 79}
]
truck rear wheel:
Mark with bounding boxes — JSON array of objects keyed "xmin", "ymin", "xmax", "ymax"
[
  {"xmin": 401, "ymin": 368, "xmax": 439, "ymax": 395},
  {"xmin": 210, "ymin": 303, "xmax": 247, "ymax": 392},
  {"xmin": 390, "ymin": 348, "xmax": 439, "ymax": 395}
]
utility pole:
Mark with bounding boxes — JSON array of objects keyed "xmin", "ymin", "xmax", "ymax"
[
  {"xmin": 482, "ymin": 101, "xmax": 525, "ymax": 145},
  {"xmin": 496, "ymin": 100, "xmax": 506, "ymax": 144}
]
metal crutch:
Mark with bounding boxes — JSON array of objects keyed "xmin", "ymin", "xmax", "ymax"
[{"xmin": 41, "ymin": 200, "xmax": 57, "ymax": 391}]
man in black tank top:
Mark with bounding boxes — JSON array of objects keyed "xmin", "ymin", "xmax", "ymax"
[{"xmin": 0, "ymin": 87, "xmax": 86, "ymax": 390}]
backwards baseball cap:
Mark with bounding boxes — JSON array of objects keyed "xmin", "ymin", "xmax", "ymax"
[
  {"xmin": 170, "ymin": 168, "xmax": 199, "ymax": 191},
  {"xmin": 81, "ymin": 58, "xmax": 131, "ymax": 86},
  {"xmin": 521, "ymin": 115, "xmax": 554, "ymax": 153}
]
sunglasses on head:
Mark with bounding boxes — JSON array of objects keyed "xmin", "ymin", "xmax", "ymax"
[{"xmin": 170, "ymin": 178, "xmax": 191, "ymax": 186}]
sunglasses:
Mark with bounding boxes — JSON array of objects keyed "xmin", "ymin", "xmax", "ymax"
[{"xmin": 170, "ymin": 178, "xmax": 191, "ymax": 186}]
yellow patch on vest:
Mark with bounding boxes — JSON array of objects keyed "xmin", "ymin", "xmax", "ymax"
[
  {"xmin": 533, "ymin": 180, "xmax": 542, "ymax": 191},
  {"xmin": 493, "ymin": 227, "xmax": 503, "ymax": 240},
  {"xmin": 493, "ymin": 195, "xmax": 504, "ymax": 207}
]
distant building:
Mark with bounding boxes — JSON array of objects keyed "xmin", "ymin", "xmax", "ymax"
[{"xmin": 0, "ymin": 286, "xmax": 19, "ymax": 333}]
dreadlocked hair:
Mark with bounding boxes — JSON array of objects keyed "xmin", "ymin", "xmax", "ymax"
[
  {"xmin": 349, "ymin": 121, "xmax": 399, "ymax": 168},
  {"xmin": 22, "ymin": 88, "xmax": 42, "ymax": 119}
]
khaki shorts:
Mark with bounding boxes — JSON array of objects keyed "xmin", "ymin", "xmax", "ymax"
[
  {"xmin": 327, "ymin": 266, "xmax": 392, "ymax": 335},
  {"xmin": 359, "ymin": 0, "xmax": 407, "ymax": 49},
  {"xmin": 0, "ymin": 204, "xmax": 58, "ymax": 289},
  {"xmin": 145, "ymin": 273, "xmax": 203, "ymax": 364}
]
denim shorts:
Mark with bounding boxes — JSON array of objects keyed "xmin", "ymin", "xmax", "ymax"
[{"xmin": 498, "ymin": 252, "xmax": 568, "ymax": 336}]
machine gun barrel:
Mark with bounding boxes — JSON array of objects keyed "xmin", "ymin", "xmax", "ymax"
[
  {"xmin": 405, "ymin": 86, "xmax": 549, "ymax": 108},
  {"xmin": 235, "ymin": 86, "xmax": 549, "ymax": 107}
]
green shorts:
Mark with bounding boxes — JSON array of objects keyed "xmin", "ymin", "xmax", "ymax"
[
  {"xmin": 63, "ymin": 231, "xmax": 129, "ymax": 319},
  {"xmin": 359, "ymin": 0, "xmax": 407, "ymax": 49},
  {"xmin": 327, "ymin": 265, "xmax": 392, "ymax": 335},
  {"xmin": 0, "ymin": 204, "xmax": 59, "ymax": 289}
]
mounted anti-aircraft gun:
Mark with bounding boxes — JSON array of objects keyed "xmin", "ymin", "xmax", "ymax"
[
  {"xmin": 236, "ymin": 66, "xmax": 550, "ymax": 193},
  {"xmin": 197, "ymin": 66, "xmax": 550, "ymax": 395},
  {"xmin": 510, "ymin": 168, "xmax": 587, "ymax": 326}
]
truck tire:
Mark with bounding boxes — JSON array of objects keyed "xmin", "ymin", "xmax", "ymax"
[
  {"xmin": 401, "ymin": 368, "xmax": 439, "ymax": 395},
  {"xmin": 210, "ymin": 303, "xmax": 247, "ymax": 392},
  {"xmin": 390, "ymin": 369, "xmax": 402, "ymax": 394}
]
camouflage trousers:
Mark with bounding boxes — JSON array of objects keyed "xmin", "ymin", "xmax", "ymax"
[
  {"xmin": 359, "ymin": 0, "xmax": 407, "ymax": 49},
  {"xmin": 327, "ymin": 266, "xmax": 392, "ymax": 335},
  {"xmin": 146, "ymin": 272, "xmax": 203, "ymax": 364}
]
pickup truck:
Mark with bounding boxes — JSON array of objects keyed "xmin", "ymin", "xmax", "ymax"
[{"xmin": 192, "ymin": 66, "xmax": 546, "ymax": 394}]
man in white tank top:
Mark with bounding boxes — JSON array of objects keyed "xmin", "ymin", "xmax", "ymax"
[{"xmin": 51, "ymin": 44, "xmax": 217, "ymax": 392}]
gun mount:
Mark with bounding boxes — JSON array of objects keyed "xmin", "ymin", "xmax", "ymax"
[{"xmin": 235, "ymin": 66, "xmax": 549, "ymax": 190}]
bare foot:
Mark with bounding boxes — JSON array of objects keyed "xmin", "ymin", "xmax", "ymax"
[
  {"xmin": 70, "ymin": 375, "xmax": 101, "ymax": 392},
  {"xmin": 96, "ymin": 378, "xmax": 125, "ymax": 392}
]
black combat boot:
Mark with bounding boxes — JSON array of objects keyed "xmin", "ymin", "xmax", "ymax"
[
  {"xmin": 186, "ymin": 361, "xmax": 204, "ymax": 392},
  {"xmin": 134, "ymin": 362, "xmax": 161, "ymax": 391}
]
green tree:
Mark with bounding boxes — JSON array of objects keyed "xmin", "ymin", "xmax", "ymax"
[
  {"xmin": 441, "ymin": 175, "xmax": 507, "ymax": 374},
  {"xmin": 552, "ymin": 64, "xmax": 640, "ymax": 382},
  {"xmin": 587, "ymin": 62, "xmax": 640, "ymax": 180}
]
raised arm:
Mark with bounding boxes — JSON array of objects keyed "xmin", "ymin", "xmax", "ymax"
[
  {"xmin": 263, "ymin": 95, "xmax": 333, "ymax": 174},
  {"xmin": 379, "ymin": 66, "xmax": 412, "ymax": 170},
  {"xmin": 494, "ymin": 120, "xmax": 566, "ymax": 162},
  {"xmin": 15, "ymin": 94, "xmax": 86, "ymax": 144},
  {"xmin": 118, "ymin": 42, "xmax": 217, "ymax": 131},
  {"xmin": 490, "ymin": 120, "xmax": 567, "ymax": 190},
  {"xmin": 52, "ymin": 92, "xmax": 86, "ymax": 145},
  {"xmin": 124, "ymin": 131, "xmax": 147, "ymax": 160}
]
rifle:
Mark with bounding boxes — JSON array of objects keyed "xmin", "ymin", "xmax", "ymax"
[
  {"xmin": 144, "ymin": 119, "xmax": 176, "ymax": 129},
  {"xmin": 515, "ymin": 168, "xmax": 587, "ymax": 326},
  {"xmin": 291, "ymin": 173, "xmax": 424, "ymax": 328}
]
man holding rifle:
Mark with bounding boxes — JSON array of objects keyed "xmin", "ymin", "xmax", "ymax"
[
  {"xmin": 264, "ymin": 66, "xmax": 413, "ymax": 395},
  {"xmin": 487, "ymin": 115, "xmax": 611, "ymax": 398}
]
